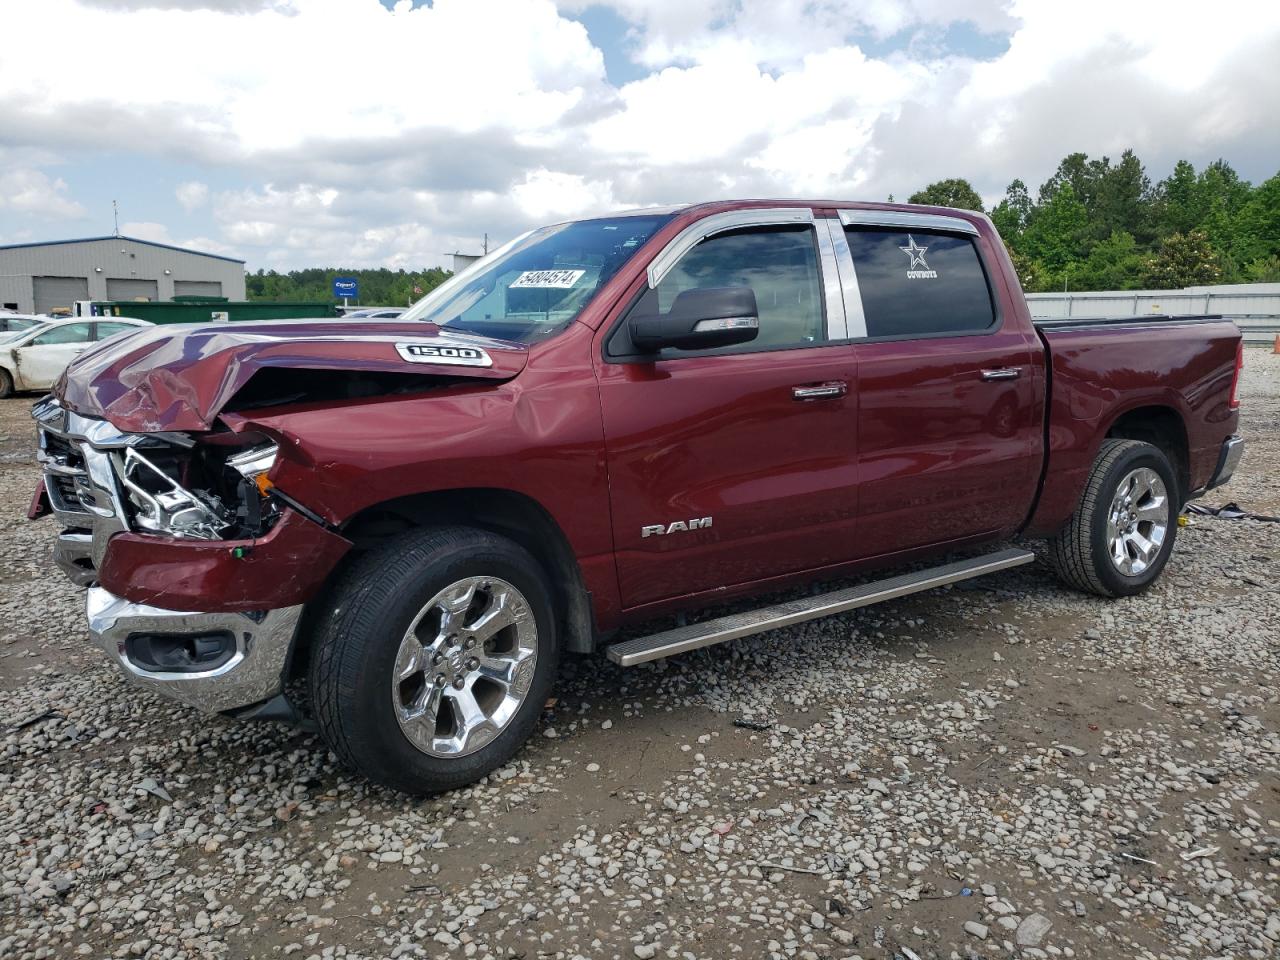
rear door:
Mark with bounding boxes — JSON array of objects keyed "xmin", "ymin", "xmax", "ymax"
[
  {"xmin": 12, "ymin": 322, "xmax": 94, "ymax": 390},
  {"xmin": 836, "ymin": 212, "xmax": 1042, "ymax": 557},
  {"xmin": 595, "ymin": 212, "xmax": 860, "ymax": 609}
]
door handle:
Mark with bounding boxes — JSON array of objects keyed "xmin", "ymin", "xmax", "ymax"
[
  {"xmin": 980, "ymin": 367, "xmax": 1020, "ymax": 381},
  {"xmin": 792, "ymin": 381, "xmax": 847, "ymax": 401}
]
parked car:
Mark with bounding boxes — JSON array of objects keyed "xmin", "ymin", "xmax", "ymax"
[
  {"xmin": 0, "ymin": 313, "xmax": 45, "ymax": 335},
  {"xmin": 0, "ymin": 317, "xmax": 150, "ymax": 398},
  {"xmin": 30, "ymin": 201, "xmax": 1243, "ymax": 794},
  {"xmin": 343, "ymin": 307, "xmax": 406, "ymax": 319}
]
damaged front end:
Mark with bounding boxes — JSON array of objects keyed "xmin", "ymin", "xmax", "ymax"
[
  {"xmin": 32, "ymin": 396, "xmax": 350, "ymax": 715},
  {"xmin": 34, "ymin": 397, "xmax": 290, "ymax": 575}
]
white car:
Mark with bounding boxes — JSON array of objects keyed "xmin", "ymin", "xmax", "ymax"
[
  {"xmin": 0, "ymin": 317, "xmax": 151, "ymax": 398},
  {"xmin": 0, "ymin": 313, "xmax": 46, "ymax": 335}
]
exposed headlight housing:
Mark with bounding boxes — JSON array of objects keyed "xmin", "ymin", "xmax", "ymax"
[
  {"xmin": 226, "ymin": 443, "xmax": 279, "ymax": 495},
  {"xmin": 118, "ymin": 438, "xmax": 281, "ymax": 541},
  {"xmin": 121, "ymin": 446, "xmax": 231, "ymax": 540}
]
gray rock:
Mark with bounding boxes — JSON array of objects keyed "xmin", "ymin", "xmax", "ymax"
[{"xmin": 1016, "ymin": 913, "xmax": 1052, "ymax": 947}]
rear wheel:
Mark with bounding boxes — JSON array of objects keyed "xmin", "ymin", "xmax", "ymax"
[
  {"xmin": 1047, "ymin": 439, "xmax": 1179, "ymax": 597},
  {"xmin": 310, "ymin": 526, "xmax": 558, "ymax": 794}
]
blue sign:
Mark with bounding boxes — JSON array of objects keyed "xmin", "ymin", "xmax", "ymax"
[{"xmin": 332, "ymin": 276, "xmax": 359, "ymax": 299}]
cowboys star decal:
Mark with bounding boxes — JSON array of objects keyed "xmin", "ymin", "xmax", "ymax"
[{"xmin": 899, "ymin": 235, "xmax": 930, "ymax": 270}]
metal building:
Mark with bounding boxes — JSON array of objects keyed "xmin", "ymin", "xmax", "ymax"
[{"xmin": 0, "ymin": 235, "xmax": 246, "ymax": 315}]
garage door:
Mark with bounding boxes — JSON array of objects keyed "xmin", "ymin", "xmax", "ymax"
[
  {"xmin": 33, "ymin": 276, "xmax": 90, "ymax": 316},
  {"xmin": 173, "ymin": 280, "xmax": 223, "ymax": 298},
  {"xmin": 105, "ymin": 278, "xmax": 158, "ymax": 302}
]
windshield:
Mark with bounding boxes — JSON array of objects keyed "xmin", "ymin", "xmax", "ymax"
[{"xmin": 401, "ymin": 215, "xmax": 672, "ymax": 343}]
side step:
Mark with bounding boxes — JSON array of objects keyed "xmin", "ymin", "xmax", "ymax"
[{"xmin": 606, "ymin": 547, "xmax": 1036, "ymax": 666}]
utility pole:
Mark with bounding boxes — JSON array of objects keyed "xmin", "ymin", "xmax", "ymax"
[
  {"xmin": 112, "ymin": 200, "xmax": 120, "ymax": 237},
  {"xmin": 483, "ymin": 233, "xmax": 489, "ymax": 256}
]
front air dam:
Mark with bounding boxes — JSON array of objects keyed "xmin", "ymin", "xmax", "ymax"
[{"xmin": 97, "ymin": 507, "xmax": 352, "ymax": 613}]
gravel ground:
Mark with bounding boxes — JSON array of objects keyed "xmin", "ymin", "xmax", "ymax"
[{"xmin": 1, "ymin": 351, "xmax": 1277, "ymax": 960}]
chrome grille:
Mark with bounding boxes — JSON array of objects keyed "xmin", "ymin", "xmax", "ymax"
[{"xmin": 33, "ymin": 399, "xmax": 136, "ymax": 584}]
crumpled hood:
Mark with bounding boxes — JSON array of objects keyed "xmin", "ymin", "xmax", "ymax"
[{"xmin": 55, "ymin": 318, "xmax": 529, "ymax": 433}]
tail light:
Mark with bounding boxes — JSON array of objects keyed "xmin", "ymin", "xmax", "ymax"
[{"xmin": 1229, "ymin": 340, "xmax": 1243, "ymax": 410}]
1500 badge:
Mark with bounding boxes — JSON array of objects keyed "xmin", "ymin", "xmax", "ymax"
[{"xmin": 395, "ymin": 343, "xmax": 493, "ymax": 367}]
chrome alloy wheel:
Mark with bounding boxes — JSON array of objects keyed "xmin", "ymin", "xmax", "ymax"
[
  {"xmin": 391, "ymin": 576, "xmax": 537, "ymax": 758},
  {"xmin": 1106, "ymin": 467, "xmax": 1170, "ymax": 576}
]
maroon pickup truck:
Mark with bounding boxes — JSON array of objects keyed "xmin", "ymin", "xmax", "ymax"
[{"xmin": 30, "ymin": 200, "xmax": 1244, "ymax": 794}]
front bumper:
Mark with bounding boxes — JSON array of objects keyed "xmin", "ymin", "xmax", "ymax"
[
  {"xmin": 86, "ymin": 587, "xmax": 303, "ymax": 713},
  {"xmin": 1207, "ymin": 434, "xmax": 1245, "ymax": 490}
]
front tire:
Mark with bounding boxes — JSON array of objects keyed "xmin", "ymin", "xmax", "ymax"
[
  {"xmin": 1047, "ymin": 439, "xmax": 1179, "ymax": 598},
  {"xmin": 310, "ymin": 526, "xmax": 558, "ymax": 794},
  {"xmin": 0, "ymin": 367, "xmax": 13, "ymax": 399}
]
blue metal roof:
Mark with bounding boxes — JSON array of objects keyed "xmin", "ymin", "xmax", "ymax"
[{"xmin": 0, "ymin": 235, "xmax": 245, "ymax": 264}]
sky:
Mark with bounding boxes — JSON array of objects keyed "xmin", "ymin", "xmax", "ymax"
[{"xmin": 1, "ymin": 0, "xmax": 1278, "ymax": 273}]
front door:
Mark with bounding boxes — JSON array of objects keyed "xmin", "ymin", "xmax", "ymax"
[
  {"xmin": 13, "ymin": 322, "xmax": 93, "ymax": 390},
  {"xmin": 838, "ymin": 220, "xmax": 1043, "ymax": 558},
  {"xmin": 595, "ymin": 219, "xmax": 860, "ymax": 610}
]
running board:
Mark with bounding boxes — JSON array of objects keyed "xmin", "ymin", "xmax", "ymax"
[{"xmin": 606, "ymin": 548, "xmax": 1036, "ymax": 667}]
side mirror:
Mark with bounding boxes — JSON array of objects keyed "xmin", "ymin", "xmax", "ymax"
[{"xmin": 629, "ymin": 286, "xmax": 760, "ymax": 353}]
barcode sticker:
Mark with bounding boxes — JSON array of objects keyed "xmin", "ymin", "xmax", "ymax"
[{"xmin": 509, "ymin": 269, "xmax": 585, "ymax": 289}]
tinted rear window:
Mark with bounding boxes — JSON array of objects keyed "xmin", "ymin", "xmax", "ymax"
[{"xmin": 845, "ymin": 228, "xmax": 995, "ymax": 338}]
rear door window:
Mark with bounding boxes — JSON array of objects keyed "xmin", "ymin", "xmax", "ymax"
[
  {"xmin": 94, "ymin": 322, "xmax": 138, "ymax": 340},
  {"xmin": 844, "ymin": 228, "xmax": 995, "ymax": 339}
]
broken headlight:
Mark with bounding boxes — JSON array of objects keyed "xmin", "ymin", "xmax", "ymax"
[
  {"xmin": 122, "ymin": 447, "xmax": 232, "ymax": 540},
  {"xmin": 118, "ymin": 439, "xmax": 281, "ymax": 541}
]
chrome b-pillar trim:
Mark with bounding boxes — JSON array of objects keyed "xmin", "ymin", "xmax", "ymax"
[
  {"xmin": 814, "ymin": 218, "xmax": 849, "ymax": 341},
  {"xmin": 821, "ymin": 219, "xmax": 867, "ymax": 340}
]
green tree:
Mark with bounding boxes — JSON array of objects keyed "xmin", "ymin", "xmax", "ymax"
[
  {"xmin": 907, "ymin": 178, "xmax": 985, "ymax": 211},
  {"xmin": 1074, "ymin": 231, "xmax": 1146, "ymax": 290},
  {"xmin": 1094, "ymin": 150, "xmax": 1153, "ymax": 244},
  {"xmin": 1005, "ymin": 246, "xmax": 1047, "ymax": 291},
  {"xmin": 1230, "ymin": 172, "xmax": 1280, "ymax": 265},
  {"xmin": 1242, "ymin": 256, "xmax": 1280, "ymax": 283},
  {"xmin": 1038, "ymin": 152, "xmax": 1106, "ymax": 211},
  {"xmin": 1021, "ymin": 183, "xmax": 1090, "ymax": 276},
  {"xmin": 1141, "ymin": 230, "xmax": 1223, "ymax": 288},
  {"xmin": 245, "ymin": 266, "xmax": 452, "ymax": 305},
  {"xmin": 990, "ymin": 178, "xmax": 1032, "ymax": 244}
]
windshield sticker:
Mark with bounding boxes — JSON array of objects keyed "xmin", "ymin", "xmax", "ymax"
[
  {"xmin": 395, "ymin": 343, "xmax": 493, "ymax": 367},
  {"xmin": 509, "ymin": 269, "xmax": 586, "ymax": 289},
  {"xmin": 900, "ymin": 235, "xmax": 937, "ymax": 280}
]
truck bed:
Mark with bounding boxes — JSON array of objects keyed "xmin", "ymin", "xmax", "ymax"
[{"xmin": 1026, "ymin": 315, "xmax": 1242, "ymax": 535}]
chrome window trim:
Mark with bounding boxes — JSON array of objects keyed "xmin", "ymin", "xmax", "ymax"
[
  {"xmin": 646, "ymin": 207, "xmax": 815, "ymax": 288},
  {"xmin": 822, "ymin": 219, "xmax": 867, "ymax": 340},
  {"xmin": 813, "ymin": 217, "xmax": 849, "ymax": 340},
  {"xmin": 837, "ymin": 209, "xmax": 980, "ymax": 236}
]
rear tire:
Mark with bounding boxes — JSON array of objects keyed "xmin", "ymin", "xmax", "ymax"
[
  {"xmin": 1047, "ymin": 439, "xmax": 1179, "ymax": 598},
  {"xmin": 0, "ymin": 368, "xmax": 13, "ymax": 399},
  {"xmin": 309, "ymin": 526, "xmax": 558, "ymax": 794}
]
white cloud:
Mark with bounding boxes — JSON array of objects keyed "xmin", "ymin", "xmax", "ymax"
[
  {"xmin": 119, "ymin": 220, "xmax": 242, "ymax": 259},
  {"xmin": 2, "ymin": 0, "xmax": 1277, "ymax": 269},
  {"xmin": 119, "ymin": 221, "xmax": 175, "ymax": 243},
  {"xmin": 175, "ymin": 181, "xmax": 209, "ymax": 212},
  {"xmin": 0, "ymin": 166, "xmax": 87, "ymax": 220}
]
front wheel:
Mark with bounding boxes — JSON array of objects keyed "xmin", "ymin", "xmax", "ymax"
[
  {"xmin": 0, "ymin": 367, "xmax": 13, "ymax": 399},
  {"xmin": 1047, "ymin": 439, "xmax": 1179, "ymax": 598},
  {"xmin": 309, "ymin": 526, "xmax": 558, "ymax": 794}
]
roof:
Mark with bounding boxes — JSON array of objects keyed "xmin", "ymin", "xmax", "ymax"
[{"xmin": 0, "ymin": 235, "xmax": 245, "ymax": 264}]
